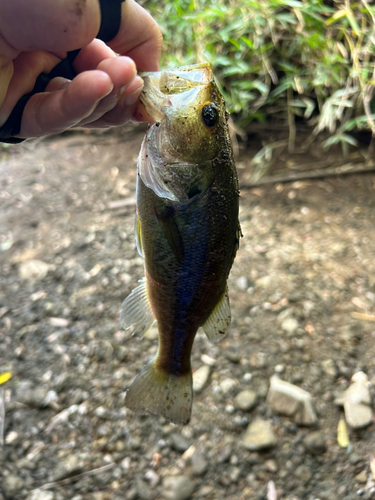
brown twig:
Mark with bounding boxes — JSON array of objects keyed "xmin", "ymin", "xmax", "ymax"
[
  {"xmin": 40, "ymin": 463, "xmax": 116, "ymax": 490},
  {"xmin": 0, "ymin": 388, "xmax": 5, "ymax": 446},
  {"xmin": 241, "ymin": 161, "xmax": 375, "ymax": 187}
]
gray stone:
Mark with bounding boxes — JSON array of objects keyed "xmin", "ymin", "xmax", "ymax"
[
  {"xmin": 355, "ymin": 471, "xmax": 368, "ymax": 484},
  {"xmin": 51, "ymin": 454, "xmax": 84, "ymax": 481},
  {"xmin": 3, "ymin": 475, "xmax": 25, "ymax": 496},
  {"xmin": 255, "ymin": 275, "xmax": 272, "ymax": 288},
  {"xmin": 192, "ymin": 365, "xmax": 210, "ymax": 393},
  {"xmin": 281, "ymin": 317, "xmax": 299, "ymax": 335},
  {"xmin": 27, "ymin": 491, "xmax": 55, "ymax": 500},
  {"xmin": 225, "ymin": 350, "xmax": 241, "ymax": 364},
  {"xmin": 348, "ymin": 453, "xmax": 364, "ymax": 465},
  {"xmin": 136, "ymin": 478, "xmax": 153, "ymax": 500},
  {"xmin": 236, "ymin": 276, "xmax": 249, "ymax": 291},
  {"xmin": 277, "ymin": 308, "xmax": 294, "ymax": 322},
  {"xmin": 144, "ymin": 470, "xmax": 160, "ymax": 488},
  {"xmin": 143, "ymin": 324, "xmax": 159, "ymax": 340},
  {"xmin": 303, "ymin": 431, "xmax": 327, "ymax": 455},
  {"xmin": 220, "ymin": 378, "xmax": 238, "ymax": 395},
  {"xmin": 242, "ymin": 419, "xmax": 278, "ymax": 451},
  {"xmin": 170, "ymin": 433, "xmax": 190, "ymax": 453},
  {"xmin": 294, "ymin": 464, "xmax": 312, "ymax": 484},
  {"xmin": 266, "ymin": 375, "xmax": 318, "ymax": 426},
  {"xmin": 321, "ymin": 359, "xmax": 338, "ymax": 378},
  {"xmin": 19, "ymin": 259, "xmax": 53, "ymax": 281},
  {"xmin": 16, "ymin": 381, "xmax": 49, "ymax": 408},
  {"xmin": 233, "ymin": 390, "xmax": 258, "ymax": 412},
  {"xmin": 92, "ymin": 494, "xmax": 105, "ymax": 500},
  {"xmin": 342, "ymin": 371, "xmax": 373, "ymax": 429},
  {"xmin": 162, "ymin": 475, "xmax": 195, "ymax": 500},
  {"xmin": 191, "ymin": 446, "xmax": 208, "ymax": 476}
]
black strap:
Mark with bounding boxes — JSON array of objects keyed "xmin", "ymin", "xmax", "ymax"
[
  {"xmin": 97, "ymin": 0, "xmax": 124, "ymax": 42},
  {"xmin": 0, "ymin": 0, "xmax": 125, "ymax": 143}
]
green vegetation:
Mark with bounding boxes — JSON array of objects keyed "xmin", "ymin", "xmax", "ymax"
[{"xmin": 145, "ymin": 0, "xmax": 375, "ymax": 151}]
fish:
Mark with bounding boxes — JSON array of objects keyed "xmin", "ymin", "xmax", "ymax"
[{"xmin": 121, "ymin": 63, "xmax": 241, "ymax": 425}]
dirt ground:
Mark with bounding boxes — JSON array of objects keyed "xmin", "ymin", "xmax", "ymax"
[{"xmin": 0, "ymin": 126, "xmax": 375, "ymax": 500}]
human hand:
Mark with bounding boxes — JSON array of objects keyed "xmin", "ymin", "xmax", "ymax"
[{"xmin": 0, "ymin": 0, "xmax": 162, "ymax": 139}]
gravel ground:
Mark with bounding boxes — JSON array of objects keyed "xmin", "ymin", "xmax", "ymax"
[{"xmin": 0, "ymin": 128, "xmax": 375, "ymax": 500}]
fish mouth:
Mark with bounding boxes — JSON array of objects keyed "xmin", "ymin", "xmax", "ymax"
[{"xmin": 139, "ymin": 63, "xmax": 214, "ymax": 122}]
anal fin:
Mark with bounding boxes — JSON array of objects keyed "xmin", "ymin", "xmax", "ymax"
[
  {"xmin": 120, "ymin": 277, "xmax": 155, "ymax": 335},
  {"xmin": 202, "ymin": 288, "xmax": 231, "ymax": 342}
]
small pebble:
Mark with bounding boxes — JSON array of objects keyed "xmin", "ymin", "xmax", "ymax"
[
  {"xmin": 266, "ymin": 375, "xmax": 318, "ymax": 426},
  {"xmin": 192, "ymin": 365, "xmax": 210, "ymax": 393},
  {"xmin": 26, "ymin": 491, "xmax": 55, "ymax": 500},
  {"xmin": 162, "ymin": 475, "xmax": 195, "ymax": 500},
  {"xmin": 170, "ymin": 433, "xmax": 190, "ymax": 453},
  {"xmin": 51, "ymin": 454, "xmax": 84, "ymax": 481},
  {"xmin": 236, "ymin": 276, "xmax": 249, "ymax": 291},
  {"xmin": 275, "ymin": 364, "xmax": 285, "ymax": 373},
  {"xmin": 19, "ymin": 259, "xmax": 53, "ymax": 281},
  {"xmin": 220, "ymin": 378, "xmax": 237, "ymax": 394},
  {"xmin": 233, "ymin": 390, "xmax": 258, "ymax": 412},
  {"xmin": 303, "ymin": 431, "xmax": 327, "ymax": 455},
  {"xmin": 355, "ymin": 471, "xmax": 368, "ymax": 484},
  {"xmin": 242, "ymin": 419, "xmax": 278, "ymax": 451},
  {"xmin": 136, "ymin": 478, "xmax": 153, "ymax": 500},
  {"xmin": 294, "ymin": 464, "xmax": 312, "ymax": 484},
  {"xmin": 281, "ymin": 317, "xmax": 299, "ymax": 335},
  {"xmin": 191, "ymin": 446, "xmax": 208, "ymax": 476},
  {"xmin": 16, "ymin": 382, "xmax": 49, "ymax": 408},
  {"xmin": 3, "ymin": 475, "xmax": 25, "ymax": 497},
  {"xmin": 5, "ymin": 431, "xmax": 18, "ymax": 444}
]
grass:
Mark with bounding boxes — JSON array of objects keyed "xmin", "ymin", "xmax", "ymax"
[{"xmin": 144, "ymin": 0, "xmax": 375, "ymax": 153}]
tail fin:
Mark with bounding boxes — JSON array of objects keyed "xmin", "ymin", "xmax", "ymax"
[{"xmin": 125, "ymin": 359, "xmax": 192, "ymax": 425}]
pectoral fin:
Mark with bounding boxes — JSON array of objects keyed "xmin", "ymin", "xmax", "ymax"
[
  {"xmin": 156, "ymin": 205, "xmax": 184, "ymax": 264},
  {"xmin": 120, "ymin": 277, "xmax": 155, "ymax": 335},
  {"xmin": 202, "ymin": 288, "xmax": 231, "ymax": 342}
]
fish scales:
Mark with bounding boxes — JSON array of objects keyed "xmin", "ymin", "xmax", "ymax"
[{"xmin": 121, "ymin": 63, "xmax": 240, "ymax": 424}]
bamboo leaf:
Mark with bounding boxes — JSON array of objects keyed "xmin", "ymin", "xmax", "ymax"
[
  {"xmin": 337, "ymin": 417, "xmax": 350, "ymax": 448},
  {"xmin": 0, "ymin": 373, "xmax": 12, "ymax": 385}
]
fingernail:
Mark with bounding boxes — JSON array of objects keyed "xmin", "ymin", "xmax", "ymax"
[
  {"xmin": 124, "ymin": 76, "xmax": 144, "ymax": 106},
  {"xmin": 104, "ymin": 83, "xmax": 114, "ymax": 97}
]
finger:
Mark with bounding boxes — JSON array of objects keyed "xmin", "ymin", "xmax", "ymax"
[
  {"xmin": 45, "ymin": 77, "xmax": 71, "ymax": 93},
  {"xmin": 133, "ymin": 102, "xmax": 155, "ymax": 124},
  {"xmin": 0, "ymin": 60, "xmax": 14, "ymax": 114},
  {"xmin": 73, "ymin": 38, "xmax": 116, "ymax": 73},
  {"xmin": 0, "ymin": 50, "xmax": 61, "ymax": 126},
  {"xmin": 19, "ymin": 70, "xmax": 113, "ymax": 138},
  {"xmin": 0, "ymin": 32, "xmax": 19, "ymax": 111},
  {"xmin": 0, "ymin": 0, "xmax": 100, "ymax": 53},
  {"xmin": 78, "ymin": 56, "xmax": 137, "ymax": 125},
  {"xmin": 108, "ymin": 0, "xmax": 162, "ymax": 72},
  {"xmin": 80, "ymin": 75, "xmax": 144, "ymax": 128}
]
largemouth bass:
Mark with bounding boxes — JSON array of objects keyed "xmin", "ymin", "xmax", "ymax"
[{"xmin": 121, "ymin": 63, "xmax": 240, "ymax": 425}]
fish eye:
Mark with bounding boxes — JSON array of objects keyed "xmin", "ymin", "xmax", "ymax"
[{"xmin": 201, "ymin": 104, "xmax": 219, "ymax": 127}]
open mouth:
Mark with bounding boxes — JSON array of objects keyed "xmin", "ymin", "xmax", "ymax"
[{"xmin": 139, "ymin": 63, "xmax": 214, "ymax": 123}]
